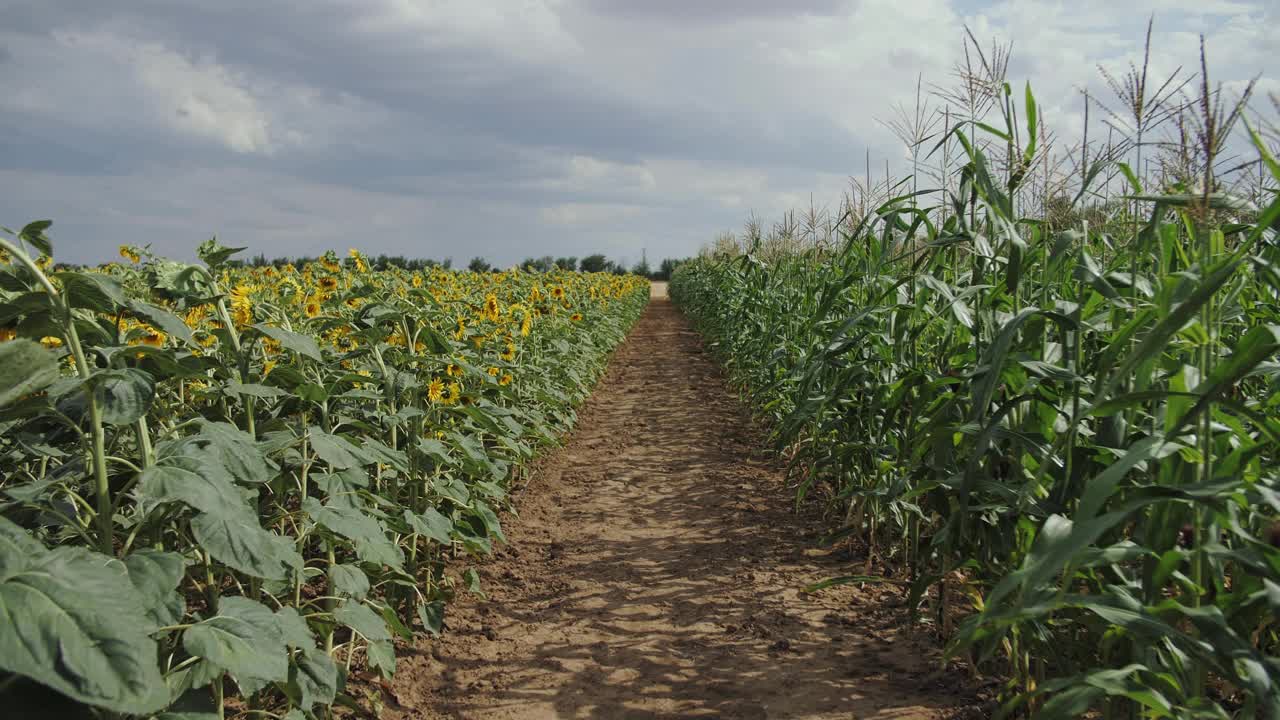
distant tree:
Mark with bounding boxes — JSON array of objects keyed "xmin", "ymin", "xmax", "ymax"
[
  {"xmin": 468, "ymin": 257, "xmax": 492, "ymax": 273},
  {"xmin": 554, "ymin": 256, "xmax": 578, "ymax": 271},
  {"xmin": 631, "ymin": 259, "xmax": 652, "ymax": 278},
  {"xmin": 520, "ymin": 256, "xmax": 554, "ymax": 272},
  {"xmin": 441, "ymin": 257, "xmax": 453, "ymax": 270},
  {"xmin": 579, "ymin": 254, "xmax": 608, "ymax": 273},
  {"xmin": 653, "ymin": 258, "xmax": 685, "ymax": 281},
  {"xmin": 611, "ymin": 260, "xmax": 628, "ymax": 276}
]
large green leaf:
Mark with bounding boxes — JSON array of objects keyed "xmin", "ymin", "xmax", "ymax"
[
  {"xmin": 0, "ymin": 519, "xmax": 169, "ymax": 714},
  {"xmin": 138, "ymin": 460, "xmax": 243, "ymax": 516},
  {"xmin": 123, "ymin": 549, "xmax": 186, "ymax": 627},
  {"xmin": 54, "ymin": 271, "xmax": 127, "ymax": 313},
  {"xmin": 328, "ymin": 564, "xmax": 370, "ymax": 600},
  {"xmin": 308, "ymin": 427, "xmax": 370, "ymax": 470},
  {"xmin": 182, "ymin": 597, "xmax": 288, "ymax": 685},
  {"xmin": 127, "ymin": 299, "xmax": 196, "ymax": 347},
  {"xmin": 403, "ymin": 507, "xmax": 454, "ymax": 545},
  {"xmin": 417, "ymin": 601, "xmax": 445, "ymax": 636},
  {"xmin": 190, "ymin": 511, "xmax": 297, "ymax": 581},
  {"xmin": 470, "ymin": 501, "xmax": 507, "ymax": 545},
  {"xmin": 303, "ymin": 498, "xmax": 403, "ymax": 570},
  {"xmin": 333, "ymin": 601, "xmax": 391, "ymax": 643},
  {"xmin": 172, "ymin": 421, "xmax": 273, "ymax": 485},
  {"xmin": 365, "ymin": 639, "xmax": 396, "ymax": 677},
  {"xmin": 273, "ymin": 607, "xmax": 315, "ymax": 649},
  {"xmin": 253, "ymin": 323, "xmax": 323, "ymax": 362},
  {"xmin": 18, "ymin": 219, "xmax": 53, "ymax": 255},
  {"xmin": 0, "ymin": 339, "xmax": 59, "ymax": 407},
  {"xmin": 288, "ymin": 647, "xmax": 338, "ymax": 710}
]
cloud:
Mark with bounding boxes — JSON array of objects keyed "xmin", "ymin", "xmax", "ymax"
[
  {"xmin": 0, "ymin": 0, "xmax": 1274, "ymax": 268},
  {"xmin": 1, "ymin": 28, "xmax": 276, "ymax": 154}
]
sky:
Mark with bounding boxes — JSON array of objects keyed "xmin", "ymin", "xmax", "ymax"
[{"xmin": 0, "ymin": 0, "xmax": 1275, "ymax": 268}]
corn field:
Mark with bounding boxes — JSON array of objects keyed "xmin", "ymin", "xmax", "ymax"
[
  {"xmin": 0, "ymin": 234, "xmax": 648, "ymax": 718},
  {"xmin": 671, "ymin": 33, "xmax": 1280, "ymax": 720}
]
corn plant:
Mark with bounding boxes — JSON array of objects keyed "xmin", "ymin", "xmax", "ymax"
[{"xmin": 671, "ymin": 36, "xmax": 1280, "ymax": 719}]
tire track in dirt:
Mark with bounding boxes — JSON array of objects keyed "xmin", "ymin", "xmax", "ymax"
[{"xmin": 386, "ymin": 289, "xmax": 979, "ymax": 719}]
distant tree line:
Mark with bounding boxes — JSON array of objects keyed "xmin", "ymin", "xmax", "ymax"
[
  {"xmin": 227, "ymin": 250, "xmax": 688, "ymax": 279},
  {"xmin": 480, "ymin": 254, "xmax": 688, "ymax": 280},
  {"xmin": 233, "ymin": 253, "xmax": 453, "ymax": 271}
]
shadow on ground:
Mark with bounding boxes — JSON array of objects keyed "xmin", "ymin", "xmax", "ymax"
[{"xmin": 386, "ymin": 298, "xmax": 980, "ymax": 720}]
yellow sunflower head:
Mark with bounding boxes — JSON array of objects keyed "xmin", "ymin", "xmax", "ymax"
[
  {"xmin": 139, "ymin": 328, "xmax": 165, "ymax": 347},
  {"xmin": 427, "ymin": 377, "xmax": 445, "ymax": 403}
]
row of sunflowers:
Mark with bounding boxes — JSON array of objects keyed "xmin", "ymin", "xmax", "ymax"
[{"xmin": 0, "ymin": 223, "xmax": 649, "ymax": 719}]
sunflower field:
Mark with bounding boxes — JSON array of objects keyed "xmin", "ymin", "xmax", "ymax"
[
  {"xmin": 0, "ymin": 228, "xmax": 648, "ymax": 718},
  {"xmin": 670, "ymin": 75, "xmax": 1280, "ymax": 718}
]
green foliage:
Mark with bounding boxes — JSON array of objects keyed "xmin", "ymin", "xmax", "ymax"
[
  {"xmin": 671, "ymin": 80, "xmax": 1280, "ymax": 719},
  {"xmin": 0, "ymin": 231, "xmax": 649, "ymax": 718}
]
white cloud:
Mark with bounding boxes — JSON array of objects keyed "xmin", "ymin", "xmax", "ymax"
[
  {"xmin": 539, "ymin": 202, "xmax": 644, "ymax": 226},
  {"xmin": 4, "ymin": 29, "xmax": 277, "ymax": 153}
]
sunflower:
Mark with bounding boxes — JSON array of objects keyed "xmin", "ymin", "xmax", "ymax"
[
  {"xmin": 304, "ymin": 300, "xmax": 322, "ymax": 319},
  {"xmin": 446, "ymin": 362, "xmax": 462, "ymax": 377},
  {"xmin": 443, "ymin": 381, "xmax": 461, "ymax": 405},
  {"xmin": 318, "ymin": 276, "xmax": 339, "ymax": 292},
  {"xmin": 500, "ymin": 341, "xmax": 516, "ymax": 361},
  {"xmin": 119, "ymin": 245, "xmax": 140, "ymax": 263},
  {"xmin": 412, "ymin": 274, "xmax": 424, "ymax": 289},
  {"xmin": 483, "ymin": 293, "xmax": 500, "ymax": 322},
  {"xmin": 570, "ymin": 313, "xmax": 583, "ymax": 322},
  {"xmin": 0, "ymin": 327, "xmax": 15, "ymax": 342},
  {"xmin": 229, "ymin": 284, "xmax": 255, "ymax": 328},
  {"xmin": 40, "ymin": 335, "xmax": 63, "ymax": 349},
  {"xmin": 184, "ymin": 306, "xmax": 207, "ymax": 328},
  {"xmin": 263, "ymin": 359, "xmax": 277, "ymax": 377},
  {"xmin": 138, "ymin": 328, "xmax": 166, "ymax": 347},
  {"xmin": 427, "ymin": 377, "xmax": 446, "ymax": 403},
  {"xmin": 487, "ymin": 366, "xmax": 500, "ymax": 377},
  {"xmin": 551, "ymin": 286, "xmax": 565, "ymax": 300},
  {"xmin": 520, "ymin": 313, "xmax": 532, "ymax": 337},
  {"xmin": 499, "ymin": 373, "xmax": 513, "ymax": 386}
]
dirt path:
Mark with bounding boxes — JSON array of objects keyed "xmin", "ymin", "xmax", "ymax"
[{"xmin": 386, "ymin": 291, "xmax": 979, "ymax": 719}]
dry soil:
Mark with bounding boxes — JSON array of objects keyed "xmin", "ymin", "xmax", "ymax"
[{"xmin": 384, "ymin": 287, "xmax": 979, "ymax": 719}]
